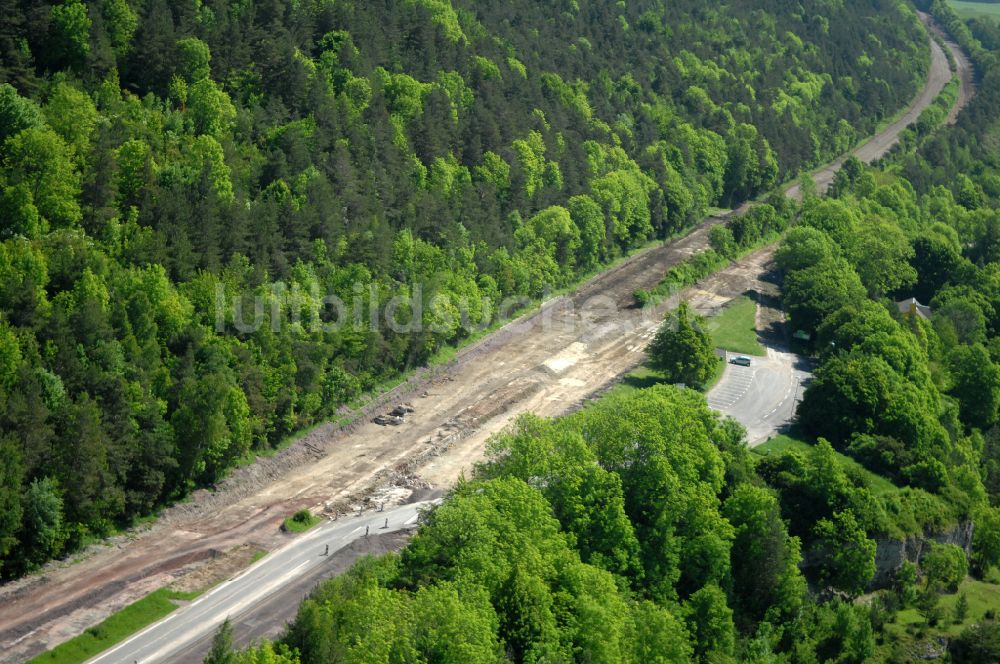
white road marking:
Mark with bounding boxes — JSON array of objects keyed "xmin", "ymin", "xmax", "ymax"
[
  {"xmin": 707, "ymin": 350, "xmax": 811, "ymax": 444},
  {"xmin": 86, "ymin": 503, "xmax": 435, "ymax": 664},
  {"xmin": 134, "ymin": 559, "xmax": 314, "ymax": 664}
]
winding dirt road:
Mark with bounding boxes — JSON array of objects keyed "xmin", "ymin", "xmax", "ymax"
[{"xmin": 0, "ymin": 14, "xmax": 974, "ymax": 664}]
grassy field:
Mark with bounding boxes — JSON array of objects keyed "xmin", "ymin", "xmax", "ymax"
[
  {"xmin": 879, "ymin": 575, "xmax": 1000, "ymax": 659},
  {"xmin": 705, "ymin": 296, "xmax": 766, "ymax": 356},
  {"xmin": 948, "ymin": 0, "xmax": 1000, "ymax": 20},
  {"xmin": 27, "ymin": 588, "xmax": 201, "ymax": 664},
  {"xmin": 754, "ymin": 431, "xmax": 900, "ymax": 496}
]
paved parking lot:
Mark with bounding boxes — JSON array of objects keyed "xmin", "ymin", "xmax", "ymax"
[
  {"xmin": 707, "ymin": 362, "xmax": 755, "ymax": 410},
  {"xmin": 707, "ymin": 349, "xmax": 813, "ymax": 445}
]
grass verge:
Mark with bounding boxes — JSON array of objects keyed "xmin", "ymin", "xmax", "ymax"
[
  {"xmin": 282, "ymin": 509, "xmax": 321, "ymax": 533},
  {"xmin": 27, "ymin": 588, "xmax": 201, "ymax": 664},
  {"xmin": 702, "ymin": 356, "xmax": 726, "ymax": 392},
  {"xmin": 595, "ymin": 355, "xmax": 726, "ymax": 404},
  {"xmin": 705, "ymin": 296, "xmax": 766, "ymax": 356}
]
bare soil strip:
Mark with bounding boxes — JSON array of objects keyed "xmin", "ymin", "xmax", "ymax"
[{"xmin": 0, "ymin": 15, "xmax": 974, "ymax": 664}]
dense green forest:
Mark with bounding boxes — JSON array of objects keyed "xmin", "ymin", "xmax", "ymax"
[
  {"xmin": 197, "ymin": 1, "xmax": 1000, "ymax": 662},
  {"xmin": 0, "ymin": 0, "xmax": 932, "ymax": 576}
]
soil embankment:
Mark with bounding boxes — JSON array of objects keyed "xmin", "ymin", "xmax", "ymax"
[{"xmin": 0, "ymin": 15, "xmax": 976, "ymax": 663}]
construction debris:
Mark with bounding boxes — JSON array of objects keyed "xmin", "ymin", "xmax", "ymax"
[{"xmin": 389, "ymin": 403, "xmax": 415, "ymax": 417}]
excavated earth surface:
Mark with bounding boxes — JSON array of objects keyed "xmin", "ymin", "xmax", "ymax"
[
  {"xmin": 0, "ymin": 13, "xmax": 973, "ymax": 663},
  {"xmin": 0, "ymin": 212, "xmax": 733, "ymax": 663}
]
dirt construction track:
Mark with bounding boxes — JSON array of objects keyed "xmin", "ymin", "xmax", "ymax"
[
  {"xmin": 0, "ymin": 215, "xmax": 731, "ymax": 663},
  {"xmin": 0, "ymin": 14, "xmax": 972, "ymax": 664}
]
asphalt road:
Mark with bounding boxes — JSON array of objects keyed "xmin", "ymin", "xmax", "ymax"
[
  {"xmin": 85, "ymin": 502, "xmax": 434, "ymax": 664},
  {"xmin": 0, "ymin": 14, "xmax": 973, "ymax": 664},
  {"xmin": 163, "ymin": 528, "xmax": 414, "ymax": 663},
  {"xmin": 709, "ymin": 9, "xmax": 964, "ymax": 442},
  {"xmin": 783, "ymin": 20, "xmax": 953, "ymax": 200},
  {"xmin": 707, "ymin": 349, "xmax": 813, "ymax": 446}
]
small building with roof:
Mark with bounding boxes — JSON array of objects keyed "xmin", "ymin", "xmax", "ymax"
[{"xmin": 896, "ymin": 297, "xmax": 932, "ymax": 320}]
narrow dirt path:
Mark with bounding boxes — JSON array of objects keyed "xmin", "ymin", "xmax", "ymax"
[{"xmin": 0, "ymin": 16, "xmax": 976, "ymax": 664}]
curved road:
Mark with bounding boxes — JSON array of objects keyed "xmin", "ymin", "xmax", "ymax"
[
  {"xmin": 0, "ymin": 15, "xmax": 975, "ymax": 664},
  {"xmin": 785, "ymin": 13, "xmax": 960, "ymax": 199}
]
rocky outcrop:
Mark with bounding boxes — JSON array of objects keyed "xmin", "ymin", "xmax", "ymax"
[{"xmin": 870, "ymin": 521, "xmax": 974, "ymax": 589}]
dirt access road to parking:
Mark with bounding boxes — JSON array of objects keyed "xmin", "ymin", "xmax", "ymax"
[{"xmin": 0, "ymin": 14, "xmax": 970, "ymax": 663}]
